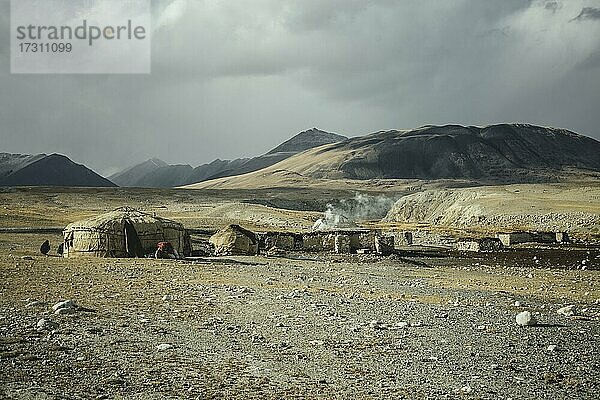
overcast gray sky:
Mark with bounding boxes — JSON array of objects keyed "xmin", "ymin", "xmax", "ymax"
[{"xmin": 1, "ymin": 0, "xmax": 600, "ymax": 175}]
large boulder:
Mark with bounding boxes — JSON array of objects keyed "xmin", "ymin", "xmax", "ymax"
[{"xmin": 210, "ymin": 225, "xmax": 258, "ymax": 256}]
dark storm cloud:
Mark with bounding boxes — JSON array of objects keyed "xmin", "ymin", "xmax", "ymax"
[{"xmin": 1, "ymin": 0, "xmax": 599, "ymax": 175}]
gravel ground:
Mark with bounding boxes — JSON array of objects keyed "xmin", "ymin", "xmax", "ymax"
[{"xmin": 1, "ymin": 235, "xmax": 599, "ymax": 399}]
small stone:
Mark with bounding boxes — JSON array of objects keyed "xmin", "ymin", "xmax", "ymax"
[
  {"xmin": 547, "ymin": 344, "xmax": 557, "ymax": 352},
  {"xmin": 21, "ymin": 256, "xmax": 34, "ymax": 260},
  {"xmin": 156, "ymin": 343, "xmax": 173, "ymax": 351},
  {"xmin": 55, "ymin": 307, "xmax": 77, "ymax": 315},
  {"xmin": 369, "ymin": 320, "xmax": 386, "ymax": 330},
  {"xmin": 557, "ymin": 305, "xmax": 576, "ymax": 317},
  {"xmin": 514, "ymin": 301, "xmax": 521, "ymax": 307},
  {"xmin": 52, "ymin": 300, "xmax": 77, "ymax": 312},
  {"xmin": 460, "ymin": 385, "xmax": 473, "ymax": 394},
  {"xmin": 516, "ymin": 311, "xmax": 537, "ymax": 326},
  {"xmin": 36, "ymin": 318, "xmax": 58, "ymax": 331},
  {"xmin": 396, "ymin": 321, "xmax": 409, "ymax": 328}
]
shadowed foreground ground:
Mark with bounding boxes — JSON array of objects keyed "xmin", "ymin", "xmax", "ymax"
[{"xmin": 1, "ymin": 233, "xmax": 599, "ymax": 399}]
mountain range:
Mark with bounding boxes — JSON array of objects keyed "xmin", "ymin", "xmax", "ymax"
[
  {"xmin": 2, "ymin": 124, "xmax": 599, "ymax": 188},
  {"xmin": 110, "ymin": 128, "xmax": 347, "ymax": 187},
  {"xmin": 0, "ymin": 153, "xmax": 115, "ymax": 187},
  {"xmin": 185, "ymin": 124, "xmax": 600, "ymax": 189}
]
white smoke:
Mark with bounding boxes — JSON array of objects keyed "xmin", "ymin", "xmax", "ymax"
[{"xmin": 312, "ymin": 193, "xmax": 398, "ymax": 231}]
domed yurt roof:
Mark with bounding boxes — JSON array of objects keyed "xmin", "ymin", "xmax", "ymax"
[{"xmin": 64, "ymin": 207, "xmax": 184, "ymax": 233}]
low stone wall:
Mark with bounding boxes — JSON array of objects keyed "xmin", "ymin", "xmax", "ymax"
[
  {"xmin": 263, "ymin": 233, "xmax": 297, "ymax": 251},
  {"xmin": 392, "ymin": 231, "xmax": 413, "ymax": 247},
  {"xmin": 256, "ymin": 229, "xmax": 396, "ymax": 255},
  {"xmin": 496, "ymin": 231, "xmax": 569, "ymax": 246},
  {"xmin": 456, "ymin": 238, "xmax": 503, "ymax": 252}
]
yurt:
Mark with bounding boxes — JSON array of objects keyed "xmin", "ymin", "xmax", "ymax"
[{"xmin": 62, "ymin": 207, "xmax": 191, "ymax": 258}]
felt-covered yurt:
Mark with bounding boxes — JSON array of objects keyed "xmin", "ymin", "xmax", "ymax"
[{"xmin": 62, "ymin": 207, "xmax": 191, "ymax": 258}]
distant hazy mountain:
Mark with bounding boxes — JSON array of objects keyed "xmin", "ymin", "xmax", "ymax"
[
  {"xmin": 185, "ymin": 158, "xmax": 249, "ymax": 184},
  {"xmin": 134, "ymin": 164, "xmax": 194, "ymax": 188},
  {"xmin": 112, "ymin": 128, "xmax": 347, "ymax": 187},
  {"xmin": 0, "ymin": 153, "xmax": 115, "ymax": 187},
  {"xmin": 109, "ymin": 158, "xmax": 168, "ymax": 187},
  {"xmin": 109, "ymin": 158, "xmax": 195, "ymax": 188},
  {"xmin": 185, "ymin": 124, "xmax": 600, "ymax": 189},
  {"xmin": 0, "ymin": 153, "xmax": 45, "ymax": 176}
]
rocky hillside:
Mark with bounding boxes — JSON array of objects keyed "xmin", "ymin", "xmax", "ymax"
[
  {"xmin": 186, "ymin": 124, "xmax": 600, "ymax": 189},
  {"xmin": 112, "ymin": 128, "xmax": 346, "ymax": 187},
  {"xmin": 0, "ymin": 153, "xmax": 115, "ymax": 187},
  {"xmin": 383, "ymin": 184, "xmax": 600, "ymax": 235}
]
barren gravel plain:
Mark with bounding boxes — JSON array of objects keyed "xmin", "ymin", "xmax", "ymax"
[{"xmin": 1, "ymin": 186, "xmax": 599, "ymax": 399}]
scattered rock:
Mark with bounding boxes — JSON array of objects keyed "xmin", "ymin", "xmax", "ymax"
[
  {"xmin": 156, "ymin": 343, "xmax": 173, "ymax": 351},
  {"xmin": 36, "ymin": 318, "xmax": 58, "ymax": 332},
  {"xmin": 514, "ymin": 301, "xmax": 521, "ymax": 307},
  {"xmin": 251, "ymin": 334, "xmax": 265, "ymax": 344},
  {"xmin": 20, "ymin": 256, "xmax": 34, "ymax": 260},
  {"xmin": 369, "ymin": 320, "xmax": 387, "ymax": 330},
  {"xmin": 460, "ymin": 385, "xmax": 473, "ymax": 394},
  {"xmin": 55, "ymin": 307, "xmax": 77, "ymax": 315},
  {"xmin": 547, "ymin": 344, "xmax": 558, "ymax": 352},
  {"xmin": 557, "ymin": 305, "xmax": 576, "ymax": 317},
  {"xmin": 52, "ymin": 299, "xmax": 77, "ymax": 312},
  {"xmin": 516, "ymin": 311, "xmax": 537, "ymax": 326}
]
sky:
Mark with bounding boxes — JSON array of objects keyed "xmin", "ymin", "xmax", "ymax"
[{"xmin": 1, "ymin": 0, "xmax": 600, "ymax": 176}]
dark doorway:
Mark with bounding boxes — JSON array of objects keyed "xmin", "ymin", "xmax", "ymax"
[{"xmin": 124, "ymin": 219, "xmax": 144, "ymax": 258}]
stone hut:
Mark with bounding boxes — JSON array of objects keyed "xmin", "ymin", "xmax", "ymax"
[{"xmin": 210, "ymin": 224, "xmax": 259, "ymax": 256}]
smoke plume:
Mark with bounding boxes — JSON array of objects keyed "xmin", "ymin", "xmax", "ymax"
[{"xmin": 312, "ymin": 193, "xmax": 398, "ymax": 231}]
